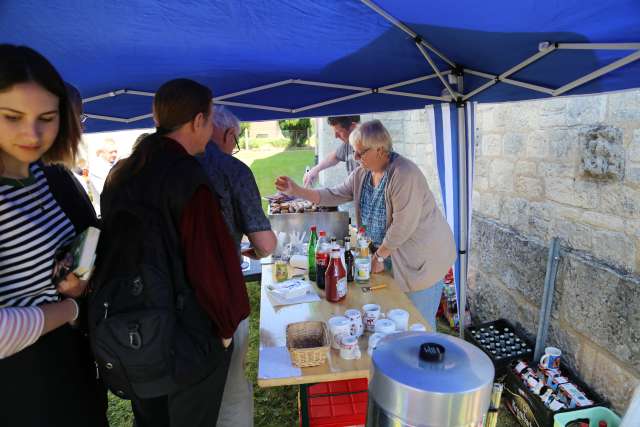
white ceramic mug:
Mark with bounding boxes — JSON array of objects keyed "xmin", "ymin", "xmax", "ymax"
[
  {"xmin": 387, "ymin": 308, "xmax": 409, "ymax": 332},
  {"xmin": 344, "ymin": 308, "xmax": 364, "ymax": 338},
  {"xmin": 540, "ymin": 346, "xmax": 562, "ymax": 370},
  {"xmin": 328, "ymin": 316, "xmax": 351, "ymax": 350},
  {"xmin": 367, "ymin": 332, "xmax": 385, "ymax": 356},
  {"xmin": 374, "ymin": 318, "xmax": 396, "ymax": 335},
  {"xmin": 409, "ymin": 322, "xmax": 426, "ymax": 332},
  {"xmin": 339, "ymin": 335, "xmax": 360, "ymax": 360},
  {"xmin": 362, "ymin": 303, "xmax": 382, "ymax": 332}
]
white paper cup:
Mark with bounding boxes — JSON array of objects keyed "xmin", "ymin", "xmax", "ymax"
[
  {"xmin": 328, "ymin": 316, "xmax": 351, "ymax": 350},
  {"xmin": 387, "ymin": 308, "xmax": 410, "ymax": 332},
  {"xmin": 374, "ymin": 318, "xmax": 396, "ymax": 335},
  {"xmin": 339, "ymin": 335, "xmax": 359, "ymax": 360},
  {"xmin": 409, "ymin": 323, "xmax": 426, "ymax": 332}
]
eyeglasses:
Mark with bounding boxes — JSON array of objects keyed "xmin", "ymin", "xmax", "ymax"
[
  {"xmin": 353, "ymin": 147, "xmax": 372, "ymax": 159},
  {"xmin": 79, "ymin": 113, "xmax": 88, "ymax": 124},
  {"xmin": 225, "ymin": 129, "xmax": 241, "ymax": 155}
]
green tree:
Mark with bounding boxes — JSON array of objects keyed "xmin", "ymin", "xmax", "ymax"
[{"xmin": 278, "ymin": 118, "xmax": 311, "ymax": 147}]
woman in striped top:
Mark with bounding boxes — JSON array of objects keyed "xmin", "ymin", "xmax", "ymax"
[{"xmin": 0, "ymin": 45, "xmax": 107, "ymax": 426}]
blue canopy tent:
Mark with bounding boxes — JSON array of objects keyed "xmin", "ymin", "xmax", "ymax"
[{"xmin": 3, "ymin": 0, "xmax": 640, "ymax": 338}]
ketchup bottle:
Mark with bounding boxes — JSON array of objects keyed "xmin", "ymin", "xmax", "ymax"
[{"xmin": 325, "ymin": 248, "xmax": 347, "ymax": 302}]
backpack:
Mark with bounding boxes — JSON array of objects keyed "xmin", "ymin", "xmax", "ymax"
[{"xmin": 87, "ymin": 150, "xmax": 223, "ymax": 400}]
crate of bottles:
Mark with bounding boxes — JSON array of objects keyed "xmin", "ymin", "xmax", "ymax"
[{"xmin": 465, "ymin": 318, "xmax": 533, "ymax": 376}]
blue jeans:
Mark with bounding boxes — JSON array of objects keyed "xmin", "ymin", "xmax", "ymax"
[{"xmin": 406, "ymin": 281, "xmax": 443, "ymax": 332}]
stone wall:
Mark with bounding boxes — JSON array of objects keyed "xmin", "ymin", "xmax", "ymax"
[
  {"xmin": 471, "ymin": 89, "xmax": 640, "ymax": 412},
  {"xmin": 315, "ymin": 89, "xmax": 640, "ymax": 412}
]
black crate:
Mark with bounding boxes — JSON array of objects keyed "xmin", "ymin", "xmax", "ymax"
[
  {"xmin": 465, "ymin": 318, "xmax": 534, "ymax": 377},
  {"xmin": 503, "ymin": 360, "xmax": 607, "ymax": 427}
]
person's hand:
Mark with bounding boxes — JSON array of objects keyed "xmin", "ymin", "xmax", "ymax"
[
  {"xmin": 241, "ymin": 247, "xmax": 259, "ymax": 260},
  {"xmin": 303, "ymin": 167, "xmax": 318, "ymax": 187},
  {"xmin": 222, "ymin": 337, "xmax": 233, "ymax": 348},
  {"xmin": 57, "ymin": 273, "xmax": 87, "ymax": 298},
  {"xmin": 275, "ymin": 176, "xmax": 299, "ymax": 196},
  {"xmin": 371, "ymin": 257, "xmax": 385, "ymax": 274}
]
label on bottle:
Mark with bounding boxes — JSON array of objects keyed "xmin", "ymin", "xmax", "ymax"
[
  {"xmin": 337, "ymin": 278, "xmax": 347, "ymax": 299},
  {"xmin": 356, "ymin": 259, "xmax": 370, "ymax": 280}
]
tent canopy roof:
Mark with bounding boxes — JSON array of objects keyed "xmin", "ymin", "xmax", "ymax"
[{"xmin": 3, "ymin": 0, "xmax": 640, "ymax": 132}]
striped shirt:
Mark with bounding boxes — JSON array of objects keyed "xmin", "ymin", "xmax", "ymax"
[
  {"xmin": 0, "ymin": 306, "xmax": 44, "ymax": 359},
  {"xmin": 0, "ymin": 163, "xmax": 76, "ymax": 308}
]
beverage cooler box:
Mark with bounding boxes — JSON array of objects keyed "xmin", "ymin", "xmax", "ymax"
[
  {"xmin": 503, "ymin": 360, "xmax": 609, "ymax": 427},
  {"xmin": 464, "ymin": 318, "xmax": 534, "ymax": 377}
]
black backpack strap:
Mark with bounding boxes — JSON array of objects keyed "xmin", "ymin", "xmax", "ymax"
[{"xmin": 41, "ymin": 162, "xmax": 99, "ymax": 231}]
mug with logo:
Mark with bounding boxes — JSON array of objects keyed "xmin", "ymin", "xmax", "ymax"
[
  {"xmin": 540, "ymin": 346, "xmax": 562, "ymax": 370},
  {"xmin": 362, "ymin": 303, "xmax": 382, "ymax": 332},
  {"xmin": 328, "ymin": 316, "xmax": 351, "ymax": 350},
  {"xmin": 387, "ymin": 308, "xmax": 410, "ymax": 332},
  {"xmin": 344, "ymin": 308, "xmax": 364, "ymax": 338}
]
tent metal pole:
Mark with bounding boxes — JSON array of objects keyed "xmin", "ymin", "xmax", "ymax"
[
  {"xmin": 82, "ymin": 89, "xmax": 128, "ymax": 103},
  {"xmin": 502, "ymin": 78, "xmax": 555, "ymax": 95},
  {"xmin": 462, "ymin": 80, "xmax": 496, "ymax": 101},
  {"xmin": 380, "ymin": 71, "xmax": 452, "ymax": 90},
  {"xmin": 416, "ymin": 43, "xmax": 457, "ymax": 99},
  {"xmin": 499, "ymin": 45, "xmax": 557, "ymax": 80},
  {"xmin": 293, "ymin": 80, "xmax": 370, "ymax": 91},
  {"xmin": 124, "ymin": 90, "xmax": 154, "ymax": 97},
  {"xmin": 534, "ymin": 237, "xmax": 561, "ymax": 362},
  {"xmin": 379, "ymin": 89, "xmax": 447, "ymax": 101},
  {"xmin": 214, "ymin": 100, "xmax": 292, "ymax": 113},
  {"xmin": 557, "ymin": 43, "xmax": 640, "ymax": 50},
  {"xmin": 84, "ymin": 113, "xmax": 130, "ymax": 123},
  {"xmin": 359, "ymin": 0, "xmax": 455, "ymax": 68},
  {"xmin": 214, "ymin": 80, "xmax": 294, "ymax": 101},
  {"xmin": 293, "ymin": 91, "xmax": 371, "ymax": 113},
  {"xmin": 456, "ymin": 75, "xmax": 468, "ymax": 339},
  {"xmin": 554, "ymin": 49, "xmax": 640, "ymax": 96}
]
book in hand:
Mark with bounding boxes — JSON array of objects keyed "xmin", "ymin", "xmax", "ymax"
[{"xmin": 52, "ymin": 226, "xmax": 101, "ymax": 284}]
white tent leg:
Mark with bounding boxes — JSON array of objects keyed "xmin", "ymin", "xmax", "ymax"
[{"xmin": 456, "ymin": 75, "xmax": 469, "ymax": 339}]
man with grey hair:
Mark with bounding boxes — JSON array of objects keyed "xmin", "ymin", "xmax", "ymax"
[{"xmin": 198, "ymin": 105, "xmax": 276, "ymax": 427}]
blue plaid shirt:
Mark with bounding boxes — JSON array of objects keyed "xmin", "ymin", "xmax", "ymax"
[{"xmin": 360, "ymin": 159, "xmax": 395, "ymax": 246}]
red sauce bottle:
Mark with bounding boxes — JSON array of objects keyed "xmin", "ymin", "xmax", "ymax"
[{"xmin": 325, "ymin": 248, "xmax": 347, "ymax": 302}]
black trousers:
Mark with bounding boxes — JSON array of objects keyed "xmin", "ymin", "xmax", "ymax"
[
  {"xmin": 131, "ymin": 344, "xmax": 233, "ymax": 427},
  {"xmin": 0, "ymin": 325, "xmax": 108, "ymax": 427}
]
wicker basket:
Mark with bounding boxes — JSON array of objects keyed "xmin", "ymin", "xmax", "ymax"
[{"xmin": 286, "ymin": 321, "xmax": 330, "ymax": 368}]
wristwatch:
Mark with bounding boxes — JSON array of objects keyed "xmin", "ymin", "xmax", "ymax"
[{"xmin": 375, "ymin": 252, "xmax": 385, "ymax": 263}]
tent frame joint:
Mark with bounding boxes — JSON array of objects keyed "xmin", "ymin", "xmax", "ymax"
[{"xmin": 413, "ymin": 35, "xmax": 423, "ymax": 44}]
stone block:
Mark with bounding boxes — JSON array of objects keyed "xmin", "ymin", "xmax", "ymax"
[
  {"xmin": 567, "ymin": 95, "xmax": 607, "ymax": 125},
  {"xmin": 557, "ymin": 254, "xmax": 640, "ymax": 371},
  {"xmin": 501, "ymin": 197, "xmax": 531, "ymax": 231},
  {"xmin": 608, "ymin": 89, "xmax": 640, "ymax": 122},
  {"xmin": 548, "ymin": 129, "xmax": 580, "ymax": 162},
  {"xmin": 580, "ymin": 125, "xmax": 625, "ymax": 181},
  {"xmin": 528, "ymin": 202, "xmax": 553, "ymax": 240},
  {"xmin": 599, "ymin": 185, "xmax": 640, "ymax": 218},
  {"xmin": 515, "ymin": 176, "xmax": 544, "ymax": 199},
  {"xmin": 581, "ymin": 211, "xmax": 625, "ymax": 232},
  {"xmin": 538, "ymin": 98, "xmax": 569, "ymax": 128},
  {"xmin": 627, "ymin": 129, "xmax": 640, "ymax": 163},
  {"xmin": 591, "ymin": 230, "xmax": 636, "ymax": 271},
  {"xmin": 545, "ymin": 177, "xmax": 597, "ymax": 209},
  {"xmin": 526, "ymin": 132, "xmax": 548, "ymax": 158},
  {"xmin": 473, "ymin": 192, "xmax": 502, "ymax": 218},
  {"xmin": 538, "ymin": 162, "xmax": 576, "ymax": 178},
  {"xmin": 404, "ymin": 143, "xmax": 417, "ymax": 157},
  {"xmin": 504, "ymin": 133, "xmax": 526, "ymax": 157},
  {"xmin": 554, "ymin": 219, "xmax": 593, "ymax": 252},
  {"xmin": 515, "ymin": 160, "xmax": 537, "ymax": 177},
  {"xmin": 546, "ymin": 320, "xmax": 584, "ymax": 374},
  {"xmin": 549, "ymin": 203, "xmax": 583, "ymax": 223},
  {"xmin": 624, "ymin": 166, "xmax": 640, "ymax": 188},
  {"xmin": 489, "ymin": 159, "xmax": 514, "ymax": 191},
  {"xmin": 474, "ymin": 176, "xmax": 489, "ymax": 191},
  {"xmin": 482, "ymin": 133, "xmax": 502, "ymax": 156}
]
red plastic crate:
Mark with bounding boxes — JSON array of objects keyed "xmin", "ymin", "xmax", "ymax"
[{"xmin": 299, "ymin": 378, "xmax": 368, "ymax": 427}]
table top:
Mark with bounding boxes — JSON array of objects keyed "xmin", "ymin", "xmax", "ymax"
[{"xmin": 257, "ymin": 265, "xmax": 431, "ymax": 388}]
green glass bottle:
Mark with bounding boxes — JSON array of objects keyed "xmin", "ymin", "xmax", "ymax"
[{"xmin": 307, "ymin": 226, "xmax": 318, "ymax": 281}]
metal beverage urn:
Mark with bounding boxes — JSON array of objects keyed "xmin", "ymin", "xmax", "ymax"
[{"xmin": 367, "ymin": 332, "xmax": 495, "ymax": 427}]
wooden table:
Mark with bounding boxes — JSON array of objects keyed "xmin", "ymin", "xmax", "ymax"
[{"xmin": 257, "ymin": 265, "xmax": 431, "ymax": 388}]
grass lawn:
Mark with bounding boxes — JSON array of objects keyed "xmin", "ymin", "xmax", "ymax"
[{"xmin": 106, "ymin": 147, "xmax": 520, "ymax": 426}]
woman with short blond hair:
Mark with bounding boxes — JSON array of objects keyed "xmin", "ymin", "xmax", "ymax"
[{"xmin": 276, "ymin": 119, "xmax": 455, "ymax": 329}]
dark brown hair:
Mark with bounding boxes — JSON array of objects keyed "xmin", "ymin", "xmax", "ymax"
[
  {"xmin": 327, "ymin": 115, "xmax": 361, "ymax": 130},
  {"xmin": 0, "ymin": 44, "xmax": 81, "ymax": 165},
  {"xmin": 105, "ymin": 79, "xmax": 212, "ymax": 189}
]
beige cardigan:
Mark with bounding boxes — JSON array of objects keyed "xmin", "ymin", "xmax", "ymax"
[{"xmin": 317, "ymin": 154, "xmax": 456, "ymax": 292}]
